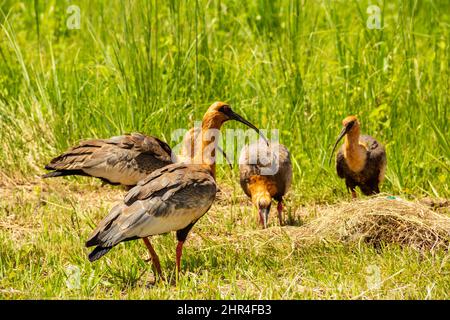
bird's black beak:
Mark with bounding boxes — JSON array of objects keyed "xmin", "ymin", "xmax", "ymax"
[
  {"xmin": 217, "ymin": 146, "xmax": 233, "ymax": 170},
  {"xmin": 329, "ymin": 126, "xmax": 348, "ymax": 165},
  {"xmin": 225, "ymin": 109, "xmax": 269, "ymax": 146},
  {"xmin": 259, "ymin": 206, "xmax": 271, "ymax": 229}
]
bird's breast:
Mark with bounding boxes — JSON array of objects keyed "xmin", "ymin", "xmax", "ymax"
[{"xmin": 343, "ymin": 145, "xmax": 367, "ymax": 173}]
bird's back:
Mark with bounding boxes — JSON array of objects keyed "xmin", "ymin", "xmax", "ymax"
[
  {"xmin": 86, "ymin": 163, "xmax": 217, "ymax": 252},
  {"xmin": 45, "ymin": 133, "xmax": 173, "ymax": 186},
  {"xmin": 239, "ymin": 140, "xmax": 292, "ymax": 199}
]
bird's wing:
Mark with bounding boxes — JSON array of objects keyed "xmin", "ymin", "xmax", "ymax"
[
  {"xmin": 45, "ymin": 138, "xmax": 112, "ymax": 171},
  {"xmin": 336, "ymin": 147, "xmax": 346, "ymax": 179},
  {"xmin": 46, "ymin": 133, "xmax": 172, "ymax": 170},
  {"xmin": 273, "ymin": 144, "xmax": 293, "ymax": 197},
  {"xmin": 86, "ymin": 163, "xmax": 217, "ymax": 248},
  {"xmin": 45, "ymin": 133, "xmax": 173, "ymax": 185},
  {"xmin": 361, "ymin": 135, "xmax": 387, "ymax": 184},
  {"xmin": 117, "ymin": 133, "xmax": 173, "ymax": 163},
  {"xmin": 238, "ymin": 144, "xmax": 258, "ymax": 197}
]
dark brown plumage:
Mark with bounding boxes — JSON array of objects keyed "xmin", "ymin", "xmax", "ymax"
[
  {"xmin": 331, "ymin": 116, "xmax": 387, "ymax": 198},
  {"xmin": 43, "ymin": 133, "xmax": 173, "ymax": 188}
]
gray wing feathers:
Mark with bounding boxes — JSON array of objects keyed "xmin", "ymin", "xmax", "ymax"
[
  {"xmin": 336, "ymin": 149, "xmax": 346, "ymax": 178},
  {"xmin": 45, "ymin": 140, "xmax": 105, "ymax": 170},
  {"xmin": 45, "ymin": 133, "xmax": 173, "ymax": 185},
  {"xmin": 239, "ymin": 140, "xmax": 292, "ymax": 197},
  {"xmin": 360, "ymin": 135, "xmax": 387, "ymax": 172},
  {"xmin": 87, "ymin": 164, "xmax": 217, "ymax": 248},
  {"xmin": 124, "ymin": 164, "xmax": 188, "ymax": 204}
]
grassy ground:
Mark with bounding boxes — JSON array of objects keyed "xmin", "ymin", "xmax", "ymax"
[
  {"xmin": 0, "ymin": 0, "xmax": 449, "ymax": 299},
  {"xmin": 1, "ymin": 179, "xmax": 449, "ymax": 299}
]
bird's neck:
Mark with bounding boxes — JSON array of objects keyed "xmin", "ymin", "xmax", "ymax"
[
  {"xmin": 344, "ymin": 128, "xmax": 367, "ymax": 172},
  {"xmin": 193, "ymin": 114, "xmax": 224, "ymax": 179},
  {"xmin": 249, "ymin": 176, "xmax": 275, "ymax": 207}
]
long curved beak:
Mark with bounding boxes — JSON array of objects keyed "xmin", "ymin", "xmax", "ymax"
[
  {"xmin": 259, "ymin": 207, "xmax": 270, "ymax": 229},
  {"xmin": 328, "ymin": 126, "xmax": 348, "ymax": 165},
  {"xmin": 217, "ymin": 146, "xmax": 233, "ymax": 169},
  {"xmin": 229, "ymin": 111, "xmax": 269, "ymax": 146}
]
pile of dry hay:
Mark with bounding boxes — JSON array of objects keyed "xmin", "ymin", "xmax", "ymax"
[{"xmin": 293, "ymin": 195, "xmax": 450, "ymax": 252}]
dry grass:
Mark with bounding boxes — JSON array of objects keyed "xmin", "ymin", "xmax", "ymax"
[{"xmin": 288, "ymin": 195, "xmax": 450, "ymax": 252}]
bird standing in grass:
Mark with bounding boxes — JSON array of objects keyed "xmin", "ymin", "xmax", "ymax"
[
  {"xmin": 239, "ymin": 140, "xmax": 292, "ymax": 228},
  {"xmin": 85, "ymin": 102, "xmax": 267, "ymax": 278},
  {"xmin": 330, "ymin": 115, "xmax": 387, "ymax": 198}
]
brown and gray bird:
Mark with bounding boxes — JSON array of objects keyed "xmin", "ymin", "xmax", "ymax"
[
  {"xmin": 43, "ymin": 130, "xmax": 231, "ymax": 188},
  {"xmin": 330, "ymin": 115, "xmax": 387, "ymax": 198},
  {"xmin": 85, "ymin": 102, "xmax": 267, "ymax": 278},
  {"xmin": 42, "ymin": 133, "xmax": 173, "ymax": 188},
  {"xmin": 239, "ymin": 140, "xmax": 292, "ymax": 228}
]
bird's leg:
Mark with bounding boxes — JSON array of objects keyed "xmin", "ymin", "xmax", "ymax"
[
  {"xmin": 277, "ymin": 201, "xmax": 283, "ymax": 226},
  {"xmin": 258, "ymin": 209, "xmax": 264, "ymax": 227},
  {"xmin": 176, "ymin": 240, "xmax": 185, "ymax": 274},
  {"xmin": 175, "ymin": 222, "xmax": 196, "ymax": 278},
  {"xmin": 351, "ymin": 190, "xmax": 357, "ymax": 199},
  {"xmin": 142, "ymin": 237, "xmax": 163, "ymax": 279}
]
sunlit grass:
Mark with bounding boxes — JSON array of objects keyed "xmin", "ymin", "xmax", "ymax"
[
  {"xmin": 0, "ymin": 0, "xmax": 449, "ymax": 299},
  {"xmin": 0, "ymin": 181, "xmax": 448, "ymax": 299}
]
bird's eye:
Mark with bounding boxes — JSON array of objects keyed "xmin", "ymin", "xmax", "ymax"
[
  {"xmin": 346, "ymin": 121, "xmax": 355, "ymax": 130},
  {"xmin": 218, "ymin": 105, "xmax": 231, "ymax": 114}
]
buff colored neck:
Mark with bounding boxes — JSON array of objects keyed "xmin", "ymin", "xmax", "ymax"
[
  {"xmin": 343, "ymin": 126, "xmax": 367, "ymax": 172},
  {"xmin": 193, "ymin": 112, "xmax": 224, "ymax": 179},
  {"xmin": 248, "ymin": 176, "xmax": 275, "ymax": 208}
]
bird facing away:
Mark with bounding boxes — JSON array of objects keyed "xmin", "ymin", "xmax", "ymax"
[
  {"xmin": 330, "ymin": 115, "xmax": 387, "ymax": 198},
  {"xmin": 239, "ymin": 140, "xmax": 292, "ymax": 228},
  {"xmin": 85, "ymin": 102, "xmax": 267, "ymax": 278},
  {"xmin": 42, "ymin": 133, "xmax": 173, "ymax": 188}
]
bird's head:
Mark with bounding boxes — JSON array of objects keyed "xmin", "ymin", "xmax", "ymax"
[
  {"xmin": 342, "ymin": 115, "xmax": 360, "ymax": 133},
  {"xmin": 329, "ymin": 115, "xmax": 360, "ymax": 165},
  {"xmin": 253, "ymin": 192, "xmax": 272, "ymax": 229},
  {"xmin": 203, "ymin": 102, "xmax": 268, "ymax": 145}
]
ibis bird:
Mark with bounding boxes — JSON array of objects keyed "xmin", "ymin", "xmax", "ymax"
[
  {"xmin": 239, "ymin": 140, "xmax": 292, "ymax": 228},
  {"xmin": 42, "ymin": 130, "xmax": 231, "ymax": 188},
  {"xmin": 330, "ymin": 115, "xmax": 387, "ymax": 198},
  {"xmin": 42, "ymin": 133, "xmax": 173, "ymax": 189},
  {"xmin": 85, "ymin": 102, "xmax": 267, "ymax": 278}
]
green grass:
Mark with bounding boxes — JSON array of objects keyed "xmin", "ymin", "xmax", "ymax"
[
  {"xmin": 1, "ymin": 182, "xmax": 449, "ymax": 299},
  {"xmin": 0, "ymin": 0, "xmax": 449, "ymax": 299}
]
